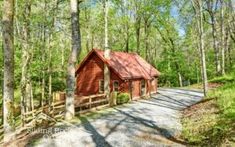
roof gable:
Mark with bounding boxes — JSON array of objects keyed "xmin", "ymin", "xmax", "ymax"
[{"xmin": 76, "ymin": 49, "xmax": 160, "ymax": 80}]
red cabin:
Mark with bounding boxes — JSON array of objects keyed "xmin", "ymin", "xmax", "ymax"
[{"xmin": 75, "ymin": 49, "xmax": 160, "ymax": 100}]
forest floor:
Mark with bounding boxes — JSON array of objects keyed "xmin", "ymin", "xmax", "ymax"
[
  {"xmin": 14, "ymin": 88, "xmax": 203, "ymax": 147},
  {"xmin": 180, "ymin": 74, "xmax": 235, "ymax": 146}
]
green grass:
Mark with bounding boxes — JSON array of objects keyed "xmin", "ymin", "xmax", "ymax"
[
  {"xmin": 208, "ymin": 74, "xmax": 235, "ymax": 84},
  {"xmin": 181, "ymin": 74, "xmax": 235, "ymax": 146}
]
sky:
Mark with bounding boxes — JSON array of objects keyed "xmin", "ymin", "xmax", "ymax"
[{"xmin": 170, "ymin": 5, "xmax": 186, "ymax": 37}]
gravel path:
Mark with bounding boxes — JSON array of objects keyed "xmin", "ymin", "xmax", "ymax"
[{"xmin": 33, "ymin": 88, "xmax": 203, "ymax": 147}]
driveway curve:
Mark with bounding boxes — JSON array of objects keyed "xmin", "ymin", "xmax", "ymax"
[{"xmin": 33, "ymin": 88, "xmax": 203, "ymax": 147}]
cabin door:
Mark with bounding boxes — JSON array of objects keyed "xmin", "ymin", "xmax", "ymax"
[{"xmin": 140, "ymin": 80, "xmax": 146, "ymax": 96}]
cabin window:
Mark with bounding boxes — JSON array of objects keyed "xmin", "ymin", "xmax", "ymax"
[
  {"xmin": 99, "ymin": 80, "xmax": 104, "ymax": 93},
  {"xmin": 141, "ymin": 80, "xmax": 145, "ymax": 96},
  {"xmin": 113, "ymin": 81, "xmax": 119, "ymax": 92}
]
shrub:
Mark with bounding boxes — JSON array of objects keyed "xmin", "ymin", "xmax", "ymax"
[{"xmin": 116, "ymin": 93, "xmax": 130, "ymax": 105}]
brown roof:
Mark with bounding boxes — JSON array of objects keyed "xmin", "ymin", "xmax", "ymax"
[{"xmin": 76, "ymin": 49, "xmax": 160, "ymax": 80}]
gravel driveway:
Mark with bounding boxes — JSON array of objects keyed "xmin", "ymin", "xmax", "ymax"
[{"xmin": 33, "ymin": 88, "xmax": 203, "ymax": 147}]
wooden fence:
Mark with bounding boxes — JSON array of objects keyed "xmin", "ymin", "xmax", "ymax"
[
  {"xmin": 20, "ymin": 93, "xmax": 108, "ymax": 125},
  {"xmin": 75, "ymin": 93, "xmax": 108, "ymax": 113},
  {"xmin": 0, "ymin": 92, "xmax": 109, "ymax": 141}
]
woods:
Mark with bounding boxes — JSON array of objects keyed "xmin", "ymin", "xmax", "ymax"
[{"xmin": 0, "ymin": 0, "xmax": 234, "ymax": 145}]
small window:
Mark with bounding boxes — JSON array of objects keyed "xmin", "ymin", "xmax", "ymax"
[
  {"xmin": 141, "ymin": 80, "xmax": 145, "ymax": 89},
  {"xmin": 141, "ymin": 80, "xmax": 145, "ymax": 96},
  {"xmin": 99, "ymin": 80, "xmax": 104, "ymax": 93},
  {"xmin": 113, "ymin": 81, "xmax": 119, "ymax": 92}
]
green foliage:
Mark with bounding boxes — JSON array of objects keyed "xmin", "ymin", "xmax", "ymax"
[
  {"xmin": 52, "ymin": 79, "xmax": 66, "ymax": 92},
  {"xmin": 116, "ymin": 93, "xmax": 130, "ymax": 105},
  {"xmin": 208, "ymin": 83, "xmax": 235, "ymax": 122}
]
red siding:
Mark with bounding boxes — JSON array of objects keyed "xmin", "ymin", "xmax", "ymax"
[
  {"xmin": 76, "ymin": 53, "xmax": 104, "ymax": 96},
  {"xmin": 150, "ymin": 78, "xmax": 158, "ymax": 94},
  {"xmin": 76, "ymin": 52, "xmax": 125, "ymax": 96},
  {"xmin": 131, "ymin": 80, "xmax": 141, "ymax": 100},
  {"xmin": 110, "ymin": 70, "xmax": 124, "ymax": 92}
]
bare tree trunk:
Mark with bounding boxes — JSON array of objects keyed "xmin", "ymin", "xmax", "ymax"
[
  {"xmin": 65, "ymin": 0, "xmax": 81, "ymax": 120},
  {"xmin": 48, "ymin": 37, "xmax": 52, "ymax": 105},
  {"xmin": 48, "ymin": 0, "xmax": 58, "ymax": 106},
  {"xmin": 2, "ymin": 0, "xmax": 15, "ymax": 143},
  {"xmin": 41, "ymin": 2, "xmax": 47, "ymax": 107},
  {"xmin": 124, "ymin": 0, "xmax": 130, "ymax": 53},
  {"xmin": 84, "ymin": 6, "xmax": 90, "ymax": 53},
  {"xmin": 220, "ymin": 0, "xmax": 225, "ymax": 75},
  {"xmin": 20, "ymin": 0, "xmax": 31, "ymax": 125},
  {"xmin": 103, "ymin": 0, "xmax": 111, "ymax": 105},
  {"xmin": 225, "ymin": 28, "xmax": 231, "ymax": 70},
  {"xmin": 206, "ymin": 0, "xmax": 221, "ymax": 75},
  {"xmin": 212, "ymin": 19, "xmax": 221, "ymax": 74},
  {"xmin": 60, "ymin": 37, "xmax": 65, "ymax": 68},
  {"xmin": 134, "ymin": 1, "xmax": 141, "ymax": 54},
  {"xmin": 135, "ymin": 17, "xmax": 141, "ymax": 54},
  {"xmin": 144, "ymin": 18, "xmax": 150, "ymax": 61},
  {"xmin": 178, "ymin": 73, "xmax": 183, "ymax": 87},
  {"xmin": 125, "ymin": 26, "xmax": 129, "ymax": 52},
  {"xmin": 198, "ymin": 0, "xmax": 208, "ymax": 96}
]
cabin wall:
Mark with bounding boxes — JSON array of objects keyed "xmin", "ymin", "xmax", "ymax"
[
  {"xmin": 76, "ymin": 53, "xmax": 125, "ymax": 96},
  {"xmin": 76, "ymin": 53, "xmax": 104, "ymax": 96},
  {"xmin": 146, "ymin": 78, "xmax": 158, "ymax": 95},
  {"xmin": 130, "ymin": 79, "xmax": 141, "ymax": 100},
  {"xmin": 110, "ymin": 70, "xmax": 124, "ymax": 92},
  {"xmin": 151, "ymin": 78, "xmax": 158, "ymax": 93}
]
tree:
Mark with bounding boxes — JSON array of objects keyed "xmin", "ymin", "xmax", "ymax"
[
  {"xmin": 192, "ymin": 0, "xmax": 208, "ymax": 96},
  {"xmin": 205, "ymin": 0, "xmax": 221, "ymax": 75},
  {"xmin": 2, "ymin": 0, "xmax": 15, "ymax": 143},
  {"xmin": 220, "ymin": 0, "xmax": 225, "ymax": 75},
  {"xmin": 20, "ymin": 0, "xmax": 32, "ymax": 126},
  {"xmin": 65, "ymin": 0, "xmax": 82, "ymax": 120},
  {"xmin": 133, "ymin": 0, "xmax": 142, "ymax": 54},
  {"xmin": 103, "ymin": 0, "xmax": 111, "ymax": 105}
]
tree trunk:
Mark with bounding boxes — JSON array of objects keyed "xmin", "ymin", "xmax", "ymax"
[
  {"xmin": 84, "ymin": 7, "xmax": 90, "ymax": 53},
  {"xmin": 2, "ymin": 0, "xmax": 15, "ymax": 143},
  {"xmin": 48, "ymin": 33, "xmax": 53, "ymax": 105},
  {"xmin": 144, "ymin": 19, "xmax": 150, "ymax": 61},
  {"xmin": 103, "ymin": 0, "xmax": 111, "ymax": 105},
  {"xmin": 20, "ymin": 0, "xmax": 31, "ymax": 125},
  {"xmin": 65, "ymin": 0, "xmax": 81, "ymax": 120},
  {"xmin": 197, "ymin": 0, "xmax": 208, "ymax": 96},
  {"xmin": 134, "ymin": 1, "xmax": 141, "ymax": 55},
  {"xmin": 211, "ymin": 17, "xmax": 221, "ymax": 74},
  {"xmin": 41, "ymin": 2, "xmax": 47, "ymax": 107},
  {"xmin": 206, "ymin": 0, "xmax": 221, "ymax": 75},
  {"xmin": 224, "ymin": 27, "xmax": 231, "ymax": 71},
  {"xmin": 136, "ymin": 17, "xmax": 141, "ymax": 54},
  {"xmin": 125, "ymin": 28, "xmax": 129, "ymax": 52},
  {"xmin": 178, "ymin": 72, "xmax": 183, "ymax": 87},
  {"xmin": 220, "ymin": 0, "xmax": 225, "ymax": 75}
]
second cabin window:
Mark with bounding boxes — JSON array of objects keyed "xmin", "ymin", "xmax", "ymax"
[
  {"xmin": 99, "ymin": 80, "xmax": 104, "ymax": 93},
  {"xmin": 113, "ymin": 81, "xmax": 119, "ymax": 92},
  {"xmin": 141, "ymin": 80, "xmax": 145, "ymax": 96}
]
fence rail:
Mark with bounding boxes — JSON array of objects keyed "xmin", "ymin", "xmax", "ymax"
[{"xmin": 74, "ymin": 93, "xmax": 108, "ymax": 112}]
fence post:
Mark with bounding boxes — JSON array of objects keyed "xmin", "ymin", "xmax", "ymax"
[
  {"xmin": 52, "ymin": 92, "xmax": 55, "ymax": 117},
  {"xmin": 89, "ymin": 96, "xmax": 91, "ymax": 109}
]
